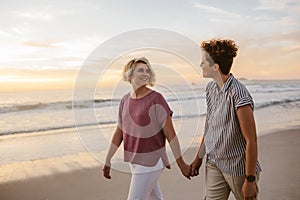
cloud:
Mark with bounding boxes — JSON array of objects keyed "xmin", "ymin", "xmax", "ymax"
[
  {"xmin": 277, "ymin": 16, "xmax": 298, "ymax": 26},
  {"xmin": 263, "ymin": 31, "xmax": 300, "ymax": 43},
  {"xmin": 255, "ymin": 0, "xmax": 300, "ymax": 11},
  {"xmin": 11, "ymin": 6, "xmax": 80, "ymax": 22},
  {"xmin": 0, "ymin": 30, "xmax": 12, "ymax": 37},
  {"xmin": 12, "ymin": 11, "xmax": 54, "ymax": 21},
  {"xmin": 0, "ymin": 68, "xmax": 78, "ymax": 91},
  {"xmin": 193, "ymin": 2, "xmax": 240, "ymax": 18},
  {"xmin": 284, "ymin": 45, "xmax": 300, "ymax": 54},
  {"xmin": 11, "ymin": 24, "xmax": 31, "ymax": 35},
  {"xmin": 240, "ymin": 31, "xmax": 300, "ymax": 48},
  {"xmin": 255, "ymin": 0, "xmax": 285, "ymax": 10},
  {"xmin": 23, "ymin": 41, "xmax": 58, "ymax": 48}
]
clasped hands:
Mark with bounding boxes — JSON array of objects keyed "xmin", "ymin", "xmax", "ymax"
[
  {"xmin": 180, "ymin": 157, "xmax": 203, "ymax": 180},
  {"xmin": 103, "ymin": 158, "xmax": 203, "ymax": 180}
]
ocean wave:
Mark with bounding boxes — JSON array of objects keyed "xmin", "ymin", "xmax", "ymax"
[
  {"xmin": 0, "ymin": 113, "xmax": 207, "ymax": 136},
  {"xmin": 0, "ymin": 99, "xmax": 121, "ymax": 114},
  {"xmin": 0, "ymin": 95, "xmax": 205, "ymax": 114},
  {"xmin": 0, "ymin": 120, "xmax": 116, "ymax": 136},
  {"xmin": 250, "ymin": 88, "xmax": 299, "ymax": 94},
  {"xmin": 0, "ymin": 96, "xmax": 298, "ymax": 136},
  {"xmin": 255, "ymin": 97, "xmax": 300, "ymax": 109}
]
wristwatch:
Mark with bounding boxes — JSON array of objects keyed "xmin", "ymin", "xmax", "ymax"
[{"xmin": 245, "ymin": 175, "xmax": 256, "ymax": 182}]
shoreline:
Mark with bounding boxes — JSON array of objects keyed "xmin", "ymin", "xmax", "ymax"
[{"xmin": 1, "ymin": 127, "xmax": 299, "ymax": 199}]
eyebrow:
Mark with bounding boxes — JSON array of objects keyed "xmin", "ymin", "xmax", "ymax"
[{"xmin": 136, "ymin": 67, "xmax": 151, "ymax": 72}]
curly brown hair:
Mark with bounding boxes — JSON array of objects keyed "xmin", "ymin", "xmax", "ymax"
[{"xmin": 201, "ymin": 39, "xmax": 238, "ymax": 75}]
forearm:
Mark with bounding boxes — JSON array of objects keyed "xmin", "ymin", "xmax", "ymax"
[
  {"xmin": 197, "ymin": 136, "xmax": 205, "ymax": 159},
  {"xmin": 105, "ymin": 127, "xmax": 123, "ymax": 165},
  {"xmin": 168, "ymin": 135, "xmax": 185, "ymax": 166},
  {"xmin": 245, "ymin": 140, "xmax": 258, "ymax": 175},
  {"xmin": 163, "ymin": 116, "xmax": 186, "ymax": 167}
]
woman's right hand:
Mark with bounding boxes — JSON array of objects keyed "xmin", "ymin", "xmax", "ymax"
[{"xmin": 102, "ymin": 163, "xmax": 111, "ymax": 179}]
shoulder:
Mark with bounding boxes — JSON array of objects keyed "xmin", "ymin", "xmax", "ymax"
[
  {"xmin": 122, "ymin": 92, "xmax": 130, "ymax": 99},
  {"xmin": 229, "ymin": 77, "xmax": 254, "ymax": 109},
  {"xmin": 151, "ymin": 90, "xmax": 163, "ymax": 98},
  {"xmin": 229, "ymin": 77, "xmax": 254, "ymax": 105},
  {"xmin": 150, "ymin": 90, "xmax": 166, "ymax": 101},
  {"xmin": 149, "ymin": 90, "xmax": 170, "ymax": 105},
  {"xmin": 229, "ymin": 77, "xmax": 250, "ymax": 96},
  {"xmin": 205, "ymin": 81, "xmax": 216, "ymax": 95},
  {"xmin": 206, "ymin": 81, "xmax": 215, "ymax": 89},
  {"xmin": 120, "ymin": 92, "xmax": 130, "ymax": 103}
]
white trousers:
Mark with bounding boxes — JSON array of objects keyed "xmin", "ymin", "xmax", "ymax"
[{"xmin": 127, "ymin": 169, "xmax": 164, "ymax": 200}]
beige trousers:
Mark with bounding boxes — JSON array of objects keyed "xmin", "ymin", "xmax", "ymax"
[{"xmin": 205, "ymin": 160, "xmax": 259, "ymax": 200}]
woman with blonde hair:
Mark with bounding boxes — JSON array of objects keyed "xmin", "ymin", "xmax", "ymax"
[{"xmin": 103, "ymin": 57, "xmax": 191, "ymax": 200}]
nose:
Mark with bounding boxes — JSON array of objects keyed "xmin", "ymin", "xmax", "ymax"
[{"xmin": 142, "ymin": 70, "xmax": 150, "ymax": 76}]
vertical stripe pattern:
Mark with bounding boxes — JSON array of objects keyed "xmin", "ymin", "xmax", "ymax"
[{"xmin": 203, "ymin": 74, "xmax": 262, "ymax": 176}]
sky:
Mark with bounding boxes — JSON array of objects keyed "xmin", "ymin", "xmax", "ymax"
[{"xmin": 0, "ymin": 0, "xmax": 300, "ymax": 92}]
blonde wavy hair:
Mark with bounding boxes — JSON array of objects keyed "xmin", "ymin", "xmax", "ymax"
[{"xmin": 122, "ymin": 57, "xmax": 156, "ymax": 86}]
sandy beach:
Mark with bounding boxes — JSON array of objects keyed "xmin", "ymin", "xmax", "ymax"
[{"xmin": 0, "ymin": 127, "xmax": 299, "ymax": 200}]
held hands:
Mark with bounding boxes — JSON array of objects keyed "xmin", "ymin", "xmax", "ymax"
[
  {"xmin": 179, "ymin": 162, "xmax": 192, "ymax": 180},
  {"xmin": 178, "ymin": 156, "xmax": 203, "ymax": 180},
  {"xmin": 103, "ymin": 158, "xmax": 203, "ymax": 180},
  {"xmin": 190, "ymin": 157, "xmax": 203, "ymax": 177}
]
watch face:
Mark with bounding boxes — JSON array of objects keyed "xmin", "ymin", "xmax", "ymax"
[{"xmin": 246, "ymin": 175, "xmax": 256, "ymax": 182}]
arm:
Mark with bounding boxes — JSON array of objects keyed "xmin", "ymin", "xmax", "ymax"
[
  {"xmin": 162, "ymin": 116, "xmax": 191, "ymax": 180},
  {"xmin": 102, "ymin": 126, "xmax": 123, "ymax": 179},
  {"xmin": 236, "ymin": 105, "xmax": 258, "ymax": 199},
  {"xmin": 191, "ymin": 111, "xmax": 209, "ymax": 177},
  {"xmin": 190, "ymin": 136, "xmax": 205, "ymax": 177}
]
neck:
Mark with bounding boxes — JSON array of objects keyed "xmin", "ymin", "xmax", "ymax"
[
  {"xmin": 214, "ymin": 73, "xmax": 230, "ymax": 90},
  {"xmin": 131, "ymin": 85, "xmax": 150, "ymax": 99}
]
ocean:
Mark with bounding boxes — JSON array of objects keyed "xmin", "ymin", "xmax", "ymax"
[
  {"xmin": 1, "ymin": 79, "xmax": 300, "ymax": 136},
  {"xmin": 1, "ymin": 79, "xmax": 300, "ymax": 167}
]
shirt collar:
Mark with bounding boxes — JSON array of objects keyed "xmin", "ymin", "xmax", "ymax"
[
  {"xmin": 213, "ymin": 73, "xmax": 234, "ymax": 93},
  {"xmin": 222, "ymin": 73, "xmax": 234, "ymax": 92}
]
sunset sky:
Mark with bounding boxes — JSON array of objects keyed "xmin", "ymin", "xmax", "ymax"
[{"xmin": 0, "ymin": 0, "xmax": 299, "ymax": 92}]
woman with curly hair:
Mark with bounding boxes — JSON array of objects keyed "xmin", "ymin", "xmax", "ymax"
[{"xmin": 190, "ymin": 39, "xmax": 262, "ymax": 200}]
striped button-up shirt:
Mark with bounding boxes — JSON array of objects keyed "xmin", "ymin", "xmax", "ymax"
[{"xmin": 201, "ymin": 74, "xmax": 262, "ymax": 176}]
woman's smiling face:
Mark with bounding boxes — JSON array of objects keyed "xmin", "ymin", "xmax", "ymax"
[{"xmin": 130, "ymin": 62, "xmax": 151, "ymax": 88}]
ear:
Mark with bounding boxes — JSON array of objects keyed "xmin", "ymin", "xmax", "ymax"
[{"xmin": 213, "ymin": 63, "xmax": 219, "ymax": 71}]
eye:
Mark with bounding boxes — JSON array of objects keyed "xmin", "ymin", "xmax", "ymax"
[{"xmin": 146, "ymin": 69, "xmax": 151, "ymax": 74}]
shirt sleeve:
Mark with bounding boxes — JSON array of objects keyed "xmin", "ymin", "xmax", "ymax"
[
  {"xmin": 154, "ymin": 93, "xmax": 173, "ymax": 128},
  {"xmin": 233, "ymin": 84, "xmax": 254, "ymax": 110},
  {"xmin": 117, "ymin": 96, "xmax": 125, "ymax": 130}
]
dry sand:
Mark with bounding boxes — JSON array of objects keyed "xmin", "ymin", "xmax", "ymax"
[{"xmin": 0, "ymin": 128, "xmax": 299, "ymax": 200}]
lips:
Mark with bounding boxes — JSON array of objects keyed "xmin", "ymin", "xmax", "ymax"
[{"xmin": 140, "ymin": 77, "xmax": 149, "ymax": 81}]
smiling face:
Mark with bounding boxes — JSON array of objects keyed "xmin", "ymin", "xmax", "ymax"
[{"xmin": 130, "ymin": 62, "xmax": 151, "ymax": 89}]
